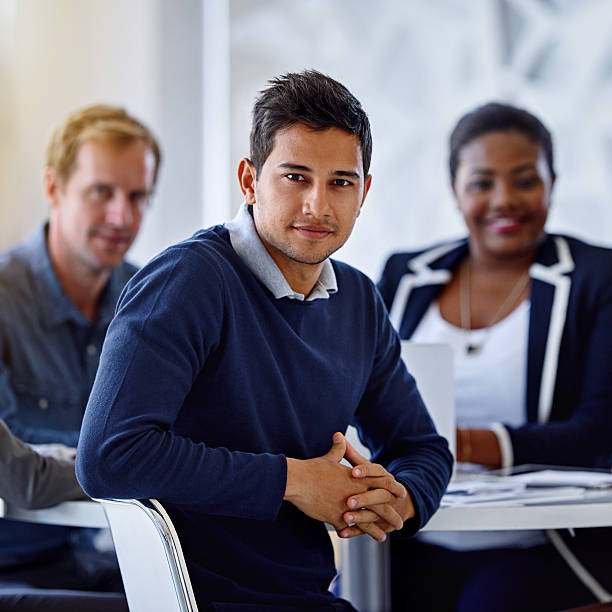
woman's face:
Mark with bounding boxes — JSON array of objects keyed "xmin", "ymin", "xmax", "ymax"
[{"xmin": 452, "ymin": 130, "xmax": 554, "ymax": 263}]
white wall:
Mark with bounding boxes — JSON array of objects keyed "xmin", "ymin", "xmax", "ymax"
[{"xmin": 0, "ymin": 0, "xmax": 203, "ymax": 266}]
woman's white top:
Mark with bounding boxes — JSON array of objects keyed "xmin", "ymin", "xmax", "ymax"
[{"xmin": 412, "ymin": 299, "xmax": 547, "ymax": 550}]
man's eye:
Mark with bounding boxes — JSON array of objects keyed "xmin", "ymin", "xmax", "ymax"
[
  {"xmin": 88, "ymin": 185, "xmax": 113, "ymax": 200},
  {"xmin": 286, "ymin": 174, "xmax": 304, "ymax": 181},
  {"xmin": 333, "ymin": 179, "xmax": 351, "ymax": 187},
  {"xmin": 130, "ymin": 192, "xmax": 151, "ymax": 210}
]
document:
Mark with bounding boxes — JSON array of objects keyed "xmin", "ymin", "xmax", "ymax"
[
  {"xmin": 442, "ymin": 467, "xmax": 612, "ymax": 507},
  {"xmin": 507, "ymin": 469, "xmax": 612, "ymax": 488}
]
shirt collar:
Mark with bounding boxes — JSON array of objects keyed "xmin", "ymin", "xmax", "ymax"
[
  {"xmin": 25, "ymin": 223, "xmax": 126, "ymax": 328},
  {"xmin": 225, "ymin": 203, "xmax": 337, "ymax": 302}
]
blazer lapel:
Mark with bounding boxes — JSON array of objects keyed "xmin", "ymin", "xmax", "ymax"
[
  {"xmin": 388, "ymin": 240, "xmax": 467, "ymax": 337},
  {"xmin": 527, "ymin": 236, "xmax": 574, "ymax": 423}
]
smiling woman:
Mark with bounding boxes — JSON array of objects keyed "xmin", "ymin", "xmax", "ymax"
[
  {"xmin": 451, "ymin": 129, "xmax": 553, "ymax": 267},
  {"xmin": 378, "ymin": 102, "xmax": 612, "ymax": 611}
]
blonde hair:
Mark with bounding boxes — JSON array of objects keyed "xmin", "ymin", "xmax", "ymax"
[{"xmin": 45, "ymin": 104, "xmax": 162, "ymax": 185}]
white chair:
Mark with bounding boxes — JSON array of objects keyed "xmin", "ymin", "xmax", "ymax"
[
  {"xmin": 341, "ymin": 341, "xmax": 455, "ymax": 612},
  {"xmin": 98, "ymin": 498, "xmax": 198, "ymax": 612},
  {"xmin": 1, "ymin": 497, "xmax": 197, "ymax": 611}
]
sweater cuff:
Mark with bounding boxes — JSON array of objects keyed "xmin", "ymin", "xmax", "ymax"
[
  {"xmin": 488, "ymin": 422, "xmax": 513, "ymax": 468},
  {"xmin": 394, "ymin": 479, "xmax": 425, "ymax": 536}
]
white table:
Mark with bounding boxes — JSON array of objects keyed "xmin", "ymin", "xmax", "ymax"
[
  {"xmin": 2, "ymin": 499, "xmax": 108, "ymax": 528},
  {"xmin": 340, "ymin": 492, "xmax": 612, "ymax": 612},
  {"xmin": 7, "ymin": 493, "xmax": 611, "ymax": 534},
  {"xmin": 424, "ymin": 494, "xmax": 612, "ymax": 532}
]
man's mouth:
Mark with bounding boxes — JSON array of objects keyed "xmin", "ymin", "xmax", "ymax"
[
  {"xmin": 93, "ymin": 231, "xmax": 132, "ymax": 249},
  {"xmin": 293, "ymin": 225, "xmax": 333, "ymax": 240}
]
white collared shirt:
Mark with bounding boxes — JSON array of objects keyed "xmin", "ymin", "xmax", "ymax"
[{"xmin": 225, "ymin": 203, "xmax": 337, "ymax": 302}]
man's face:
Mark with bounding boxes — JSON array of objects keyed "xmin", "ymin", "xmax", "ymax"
[
  {"xmin": 46, "ymin": 139, "xmax": 156, "ymax": 273},
  {"xmin": 240, "ymin": 124, "xmax": 371, "ymax": 281}
]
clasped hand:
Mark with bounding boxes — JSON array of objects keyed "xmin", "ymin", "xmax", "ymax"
[{"xmin": 284, "ymin": 432, "xmax": 414, "ymax": 542}]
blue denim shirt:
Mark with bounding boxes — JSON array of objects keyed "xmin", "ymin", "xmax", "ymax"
[{"xmin": 0, "ymin": 224, "xmax": 136, "ymax": 563}]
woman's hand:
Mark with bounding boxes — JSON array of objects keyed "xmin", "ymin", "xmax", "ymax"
[{"xmin": 456, "ymin": 428, "xmax": 502, "ymax": 468}]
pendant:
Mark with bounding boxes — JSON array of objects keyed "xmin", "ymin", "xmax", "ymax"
[{"xmin": 466, "ymin": 343, "xmax": 481, "ymax": 355}]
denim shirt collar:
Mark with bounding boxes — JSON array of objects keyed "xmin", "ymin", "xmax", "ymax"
[
  {"xmin": 225, "ymin": 203, "xmax": 337, "ymax": 302},
  {"xmin": 24, "ymin": 224, "xmax": 126, "ymax": 328}
]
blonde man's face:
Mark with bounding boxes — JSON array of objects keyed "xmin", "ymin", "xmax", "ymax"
[{"xmin": 46, "ymin": 139, "xmax": 155, "ymax": 273}]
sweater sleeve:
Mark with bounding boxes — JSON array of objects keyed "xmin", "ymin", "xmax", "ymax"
[
  {"xmin": 353, "ymin": 287, "xmax": 453, "ymax": 534},
  {"xmin": 76, "ymin": 246, "xmax": 287, "ymax": 521},
  {"xmin": 0, "ymin": 419, "xmax": 85, "ymax": 509}
]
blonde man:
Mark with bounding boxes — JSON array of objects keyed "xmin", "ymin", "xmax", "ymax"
[{"xmin": 0, "ymin": 104, "xmax": 160, "ymax": 596}]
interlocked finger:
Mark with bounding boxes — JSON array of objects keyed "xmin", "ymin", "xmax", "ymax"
[{"xmin": 348, "ymin": 487, "xmax": 394, "ymax": 510}]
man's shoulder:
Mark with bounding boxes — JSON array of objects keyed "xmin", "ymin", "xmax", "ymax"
[
  {"xmin": 329, "ymin": 259, "xmax": 385, "ymax": 310},
  {"xmin": 128, "ymin": 225, "xmax": 237, "ymax": 291},
  {"xmin": 160, "ymin": 225, "xmax": 236, "ymax": 271},
  {"xmin": 0, "ymin": 236, "xmax": 35, "ymax": 274},
  {"xmin": 330, "ymin": 258, "xmax": 375, "ymax": 288},
  {"xmin": 0, "ymin": 236, "xmax": 40, "ymax": 306}
]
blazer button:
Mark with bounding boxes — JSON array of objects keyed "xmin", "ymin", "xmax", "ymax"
[{"xmin": 38, "ymin": 398, "xmax": 49, "ymax": 410}]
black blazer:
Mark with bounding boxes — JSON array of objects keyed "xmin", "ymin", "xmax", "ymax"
[{"xmin": 378, "ymin": 234, "xmax": 612, "ymax": 469}]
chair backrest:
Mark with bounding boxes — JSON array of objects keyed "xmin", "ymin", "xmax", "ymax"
[{"xmin": 99, "ymin": 498, "xmax": 198, "ymax": 612}]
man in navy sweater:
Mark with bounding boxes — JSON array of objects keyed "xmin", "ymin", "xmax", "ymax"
[{"xmin": 77, "ymin": 70, "xmax": 452, "ymax": 611}]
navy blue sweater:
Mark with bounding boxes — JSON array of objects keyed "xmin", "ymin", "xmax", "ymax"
[{"xmin": 77, "ymin": 226, "xmax": 452, "ymax": 609}]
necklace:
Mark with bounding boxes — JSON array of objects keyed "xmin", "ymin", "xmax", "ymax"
[{"xmin": 459, "ymin": 259, "xmax": 530, "ymax": 355}]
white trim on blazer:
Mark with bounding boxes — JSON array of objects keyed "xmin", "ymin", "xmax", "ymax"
[{"xmin": 530, "ymin": 236, "xmax": 574, "ymax": 423}]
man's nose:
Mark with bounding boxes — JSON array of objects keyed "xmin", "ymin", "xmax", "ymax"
[
  {"xmin": 104, "ymin": 192, "xmax": 134, "ymax": 227},
  {"xmin": 302, "ymin": 182, "xmax": 331, "ymax": 217}
]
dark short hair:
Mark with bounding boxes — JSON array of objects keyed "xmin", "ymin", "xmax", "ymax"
[
  {"xmin": 449, "ymin": 102, "xmax": 554, "ymax": 182},
  {"xmin": 249, "ymin": 70, "xmax": 372, "ymax": 177}
]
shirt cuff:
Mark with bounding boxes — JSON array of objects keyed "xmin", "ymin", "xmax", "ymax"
[{"xmin": 488, "ymin": 422, "xmax": 513, "ymax": 468}]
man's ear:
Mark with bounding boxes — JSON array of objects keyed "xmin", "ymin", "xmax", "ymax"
[
  {"xmin": 356, "ymin": 174, "xmax": 372, "ymax": 217},
  {"xmin": 237, "ymin": 158, "xmax": 257, "ymax": 205},
  {"xmin": 43, "ymin": 168, "xmax": 61, "ymax": 209}
]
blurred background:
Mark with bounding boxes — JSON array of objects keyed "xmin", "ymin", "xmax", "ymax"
[{"xmin": 2, "ymin": 0, "xmax": 612, "ymax": 280}]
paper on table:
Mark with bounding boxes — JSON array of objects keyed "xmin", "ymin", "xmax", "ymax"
[
  {"xmin": 442, "ymin": 486, "xmax": 587, "ymax": 507},
  {"xmin": 504, "ymin": 469, "xmax": 612, "ymax": 488},
  {"xmin": 442, "ymin": 468, "xmax": 612, "ymax": 508},
  {"xmin": 446, "ymin": 480, "xmax": 524, "ymax": 495},
  {"xmin": 443, "ymin": 478, "xmax": 525, "ymax": 506}
]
